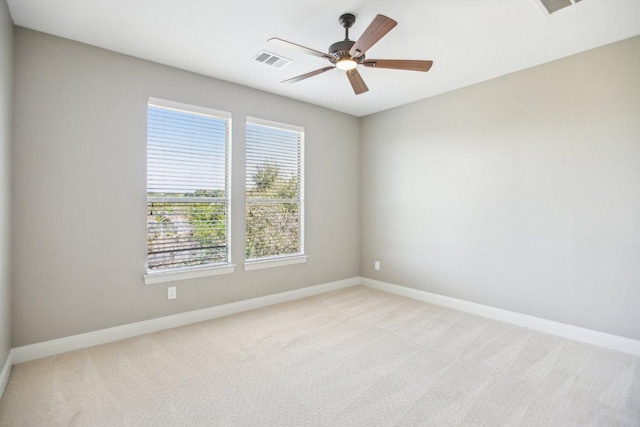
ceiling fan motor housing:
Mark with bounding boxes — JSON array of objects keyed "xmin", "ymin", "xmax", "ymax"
[{"xmin": 328, "ymin": 40, "xmax": 364, "ymax": 64}]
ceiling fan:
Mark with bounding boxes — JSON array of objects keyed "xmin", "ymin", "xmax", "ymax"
[{"xmin": 268, "ymin": 13, "xmax": 433, "ymax": 95}]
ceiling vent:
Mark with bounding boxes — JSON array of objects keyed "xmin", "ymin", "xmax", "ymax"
[
  {"xmin": 252, "ymin": 51, "xmax": 292, "ymax": 68},
  {"xmin": 535, "ymin": 0, "xmax": 582, "ymax": 15}
]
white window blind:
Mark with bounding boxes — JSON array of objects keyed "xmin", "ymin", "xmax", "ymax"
[
  {"xmin": 246, "ymin": 118, "xmax": 304, "ymax": 261},
  {"xmin": 147, "ymin": 99, "xmax": 231, "ymax": 272}
]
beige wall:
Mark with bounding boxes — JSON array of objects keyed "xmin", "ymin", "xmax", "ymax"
[
  {"xmin": 11, "ymin": 28, "xmax": 360, "ymax": 347},
  {"xmin": 9, "ymin": 26, "xmax": 640, "ymax": 348},
  {"xmin": 0, "ymin": 0, "xmax": 13, "ymax": 366},
  {"xmin": 360, "ymin": 36, "xmax": 640, "ymax": 340}
]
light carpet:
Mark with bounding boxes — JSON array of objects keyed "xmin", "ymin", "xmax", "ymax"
[{"xmin": 0, "ymin": 285, "xmax": 639, "ymax": 426}]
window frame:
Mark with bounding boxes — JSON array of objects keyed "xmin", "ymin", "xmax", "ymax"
[
  {"xmin": 143, "ymin": 98, "xmax": 234, "ymax": 284},
  {"xmin": 244, "ymin": 116, "xmax": 306, "ymax": 270}
]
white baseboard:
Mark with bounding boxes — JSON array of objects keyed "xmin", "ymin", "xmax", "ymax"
[
  {"xmin": 0, "ymin": 349, "xmax": 13, "ymax": 401},
  {"xmin": 12, "ymin": 277, "xmax": 360, "ymax": 364},
  {"xmin": 10, "ymin": 275, "xmax": 639, "ymax": 367},
  {"xmin": 361, "ymin": 277, "xmax": 640, "ymax": 356}
]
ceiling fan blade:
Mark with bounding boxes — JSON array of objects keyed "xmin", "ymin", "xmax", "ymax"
[
  {"xmin": 363, "ymin": 59, "xmax": 433, "ymax": 72},
  {"xmin": 282, "ymin": 66, "xmax": 335, "ymax": 84},
  {"xmin": 346, "ymin": 68, "xmax": 369, "ymax": 95},
  {"xmin": 349, "ymin": 15, "xmax": 397, "ymax": 58},
  {"xmin": 268, "ymin": 38, "xmax": 329, "ymax": 59}
]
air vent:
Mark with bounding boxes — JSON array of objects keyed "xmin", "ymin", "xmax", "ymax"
[
  {"xmin": 535, "ymin": 0, "xmax": 582, "ymax": 15},
  {"xmin": 252, "ymin": 51, "xmax": 292, "ymax": 68}
]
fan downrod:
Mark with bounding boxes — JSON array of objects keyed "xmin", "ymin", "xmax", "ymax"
[{"xmin": 339, "ymin": 13, "xmax": 356, "ymax": 40}]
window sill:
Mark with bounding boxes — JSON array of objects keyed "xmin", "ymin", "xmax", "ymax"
[
  {"xmin": 144, "ymin": 264, "xmax": 235, "ymax": 285},
  {"xmin": 244, "ymin": 255, "xmax": 307, "ymax": 271}
]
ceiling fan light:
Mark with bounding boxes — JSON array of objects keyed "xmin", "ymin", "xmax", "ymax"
[{"xmin": 336, "ymin": 58, "xmax": 358, "ymax": 71}]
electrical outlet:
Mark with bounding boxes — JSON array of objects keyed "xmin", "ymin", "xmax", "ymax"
[
  {"xmin": 374, "ymin": 261, "xmax": 380, "ymax": 271},
  {"xmin": 168, "ymin": 286, "xmax": 176, "ymax": 299}
]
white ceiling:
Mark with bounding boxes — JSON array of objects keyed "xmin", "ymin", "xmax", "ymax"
[{"xmin": 7, "ymin": 0, "xmax": 640, "ymax": 117}]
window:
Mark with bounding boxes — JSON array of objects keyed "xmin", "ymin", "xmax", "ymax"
[
  {"xmin": 146, "ymin": 98, "xmax": 232, "ymax": 280},
  {"xmin": 245, "ymin": 118, "xmax": 305, "ymax": 268}
]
